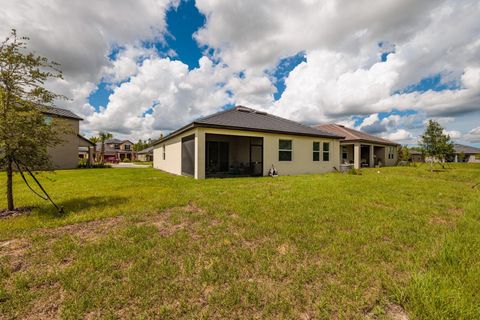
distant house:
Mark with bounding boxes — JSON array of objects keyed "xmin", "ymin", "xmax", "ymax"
[
  {"xmin": 153, "ymin": 106, "xmax": 343, "ymax": 179},
  {"xmin": 137, "ymin": 146, "xmax": 154, "ymax": 162},
  {"xmin": 314, "ymin": 124, "xmax": 399, "ymax": 169},
  {"xmin": 42, "ymin": 107, "xmax": 93, "ymax": 169},
  {"xmin": 96, "ymin": 139, "xmax": 135, "ymax": 162},
  {"xmin": 453, "ymin": 144, "xmax": 480, "ymax": 163},
  {"xmin": 408, "ymin": 150, "xmax": 424, "ymax": 163}
]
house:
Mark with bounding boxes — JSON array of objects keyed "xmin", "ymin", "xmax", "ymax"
[
  {"xmin": 152, "ymin": 106, "xmax": 343, "ymax": 179},
  {"xmin": 42, "ymin": 107, "xmax": 93, "ymax": 169},
  {"xmin": 96, "ymin": 138, "xmax": 135, "ymax": 162},
  {"xmin": 137, "ymin": 146, "xmax": 154, "ymax": 162},
  {"xmin": 408, "ymin": 150, "xmax": 424, "ymax": 163},
  {"xmin": 314, "ymin": 124, "xmax": 399, "ymax": 169},
  {"xmin": 453, "ymin": 144, "xmax": 480, "ymax": 163}
]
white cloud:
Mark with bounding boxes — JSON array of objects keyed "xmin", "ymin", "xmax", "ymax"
[
  {"xmin": 382, "ymin": 129, "xmax": 414, "ymax": 143},
  {"xmin": 86, "ymin": 56, "xmax": 231, "ymax": 138},
  {"xmin": 465, "ymin": 127, "xmax": 480, "ymax": 143},
  {"xmin": 0, "ymin": 0, "xmax": 178, "ymax": 118}
]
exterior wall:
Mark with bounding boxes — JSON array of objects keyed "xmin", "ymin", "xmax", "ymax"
[
  {"xmin": 340, "ymin": 142, "xmax": 397, "ymax": 168},
  {"xmin": 196, "ymin": 128, "xmax": 341, "ymax": 179},
  {"xmin": 153, "ymin": 128, "xmax": 198, "ymax": 176},
  {"xmin": 467, "ymin": 154, "xmax": 480, "ymax": 163},
  {"xmin": 47, "ymin": 117, "xmax": 80, "ymax": 169}
]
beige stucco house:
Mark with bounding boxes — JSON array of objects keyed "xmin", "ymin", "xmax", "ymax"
[
  {"xmin": 153, "ymin": 106, "xmax": 344, "ymax": 179},
  {"xmin": 314, "ymin": 124, "xmax": 399, "ymax": 169},
  {"xmin": 452, "ymin": 144, "xmax": 480, "ymax": 163},
  {"xmin": 43, "ymin": 107, "xmax": 93, "ymax": 169}
]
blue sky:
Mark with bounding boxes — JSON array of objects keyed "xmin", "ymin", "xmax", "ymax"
[{"xmin": 4, "ymin": 0, "xmax": 479, "ymax": 144}]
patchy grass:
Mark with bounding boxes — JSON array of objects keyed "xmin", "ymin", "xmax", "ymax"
[{"xmin": 0, "ymin": 164, "xmax": 479, "ymax": 319}]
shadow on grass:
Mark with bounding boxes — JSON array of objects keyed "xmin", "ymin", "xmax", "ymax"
[{"xmin": 37, "ymin": 196, "xmax": 128, "ymax": 218}]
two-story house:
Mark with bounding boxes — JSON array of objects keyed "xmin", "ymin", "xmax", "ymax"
[
  {"xmin": 96, "ymin": 138, "xmax": 135, "ymax": 162},
  {"xmin": 42, "ymin": 107, "xmax": 95, "ymax": 169}
]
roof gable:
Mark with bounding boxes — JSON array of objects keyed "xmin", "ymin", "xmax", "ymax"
[
  {"xmin": 314, "ymin": 124, "xmax": 399, "ymax": 146},
  {"xmin": 454, "ymin": 143, "xmax": 480, "ymax": 154},
  {"xmin": 155, "ymin": 106, "xmax": 343, "ymax": 145}
]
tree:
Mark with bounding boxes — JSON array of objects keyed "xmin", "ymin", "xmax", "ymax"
[
  {"xmin": 419, "ymin": 120, "xmax": 454, "ymax": 171},
  {"xmin": 89, "ymin": 136, "xmax": 100, "ymax": 161},
  {"xmin": 98, "ymin": 131, "xmax": 112, "ymax": 163},
  {"xmin": 398, "ymin": 145, "xmax": 411, "ymax": 162},
  {"xmin": 0, "ymin": 30, "xmax": 64, "ymax": 211}
]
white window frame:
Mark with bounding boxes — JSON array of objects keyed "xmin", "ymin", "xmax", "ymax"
[
  {"xmin": 313, "ymin": 141, "xmax": 320, "ymax": 162},
  {"xmin": 322, "ymin": 142, "xmax": 330, "ymax": 162}
]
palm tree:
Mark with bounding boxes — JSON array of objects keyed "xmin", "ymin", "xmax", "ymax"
[
  {"xmin": 98, "ymin": 131, "xmax": 113, "ymax": 163},
  {"xmin": 89, "ymin": 136, "xmax": 100, "ymax": 162}
]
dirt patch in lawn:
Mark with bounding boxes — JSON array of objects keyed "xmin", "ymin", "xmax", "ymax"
[
  {"xmin": 0, "ymin": 206, "xmax": 34, "ymax": 219},
  {"xmin": 385, "ymin": 303, "xmax": 409, "ymax": 320}
]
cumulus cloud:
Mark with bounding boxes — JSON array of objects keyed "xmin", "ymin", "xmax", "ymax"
[
  {"xmin": 465, "ymin": 127, "xmax": 480, "ymax": 143},
  {"xmin": 87, "ymin": 56, "xmax": 231, "ymax": 138},
  {"xmin": 0, "ymin": 0, "xmax": 178, "ymax": 117},
  {"xmin": 382, "ymin": 129, "xmax": 414, "ymax": 143}
]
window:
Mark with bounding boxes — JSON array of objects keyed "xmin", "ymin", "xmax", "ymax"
[
  {"xmin": 323, "ymin": 142, "xmax": 330, "ymax": 161},
  {"xmin": 114, "ymin": 144, "xmax": 120, "ymax": 150},
  {"xmin": 162, "ymin": 145, "xmax": 166, "ymax": 160},
  {"xmin": 388, "ymin": 147, "xmax": 395, "ymax": 159},
  {"xmin": 124, "ymin": 144, "xmax": 131, "ymax": 151},
  {"xmin": 342, "ymin": 146, "xmax": 348, "ymax": 160},
  {"xmin": 279, "ymin": 140, "xmax": 292, "ymax": 161},
  {"xmin": 313, "ymin": 142, "xmax": 320, "ymax": 161}
]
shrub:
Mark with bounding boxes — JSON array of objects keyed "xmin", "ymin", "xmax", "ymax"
[{"xmin": 78, "ymin": 160, "xmax": 111, "ymax": 169}]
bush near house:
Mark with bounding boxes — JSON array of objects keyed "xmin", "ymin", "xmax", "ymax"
[{"xmin": 0, "ymin": 165, "xmax": 479, "ymax": 319}]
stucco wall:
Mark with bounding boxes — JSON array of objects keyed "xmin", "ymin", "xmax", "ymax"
[
  {"xmin": 196, "ymin": 128, "xmax": 341, "ymax": 179},
  {"xmin": 47, "ymin": 117, "xmax": 80, "ymax": 170},
  {"xmin": 153, "ymin": 128, "xmax": 198, "ymax": 176}
]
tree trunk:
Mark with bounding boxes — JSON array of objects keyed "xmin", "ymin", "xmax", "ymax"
[{"xmin": 6, "ymin": 157, "xmax": 14, "ymax": 211}]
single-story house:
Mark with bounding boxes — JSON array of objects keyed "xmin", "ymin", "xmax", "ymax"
[
  {"xmin": 96, "ymin": 139, "xmax": 135, "ymax": 162},
  {"xmin": 43, "ymin": 107, "xmax": 92, "ymax": 169},
  {"xmin": 137, "ymin": 146, "xmax": 154, "ymax": 162},
  {"xmin": 314, "ymin": 124, "xmax": 399, "ymax": 169},
  {"xmin": 408, "ymin": 150, "xmax": 424, "ymax": 163},
  {"xmin": 153, "ymin": 106, "xmax": 344, "ymax": 179},
  {"xmin": 78, "ymin": 135, "xmax": 95, "ymax": 163},
  {"xmin": 453, "ymin": 144, "xmax": 480, "ymax": 163}
]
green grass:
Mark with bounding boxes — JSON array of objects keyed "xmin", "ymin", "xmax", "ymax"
[{"xmin": 0, "ymin": 164, "xmax": 479, "ymax": 319}]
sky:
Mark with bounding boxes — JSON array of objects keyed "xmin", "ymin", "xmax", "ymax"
[{"xmin": 1, "ymin": 0, "xmax": 479, "ymax": 146}]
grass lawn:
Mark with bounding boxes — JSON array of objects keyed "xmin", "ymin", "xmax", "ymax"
[{"xmin": 0, "ymin": 165, "xmax": 479, "ymax": 319}]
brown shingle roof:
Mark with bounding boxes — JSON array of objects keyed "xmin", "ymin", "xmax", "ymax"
[
  {"xmin": 42, "ymin": 106, "xmax": 83, "ymax": 120},
  {"xmin": 155, "ymin": 106, "xmax": 344, "ymax": 145},
  {"xmin": 454, "ymin": 143, "xmax": 480, "ymax": 154},
  {"xmin": 314, "ymin": 124, "xmax": 399, "ymax": 146}
]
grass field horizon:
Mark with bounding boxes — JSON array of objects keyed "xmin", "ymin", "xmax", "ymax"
[{"xmin": 1, "ymin": 165, "xmax": 479, "ymax": 319}]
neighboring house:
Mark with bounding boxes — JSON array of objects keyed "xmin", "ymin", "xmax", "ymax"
[
  {"xmin": 42, "ymin": 107, "xmax": 93, "ymax": 169},
  {"xmin": 137, "ymin": 146, "xmax": 154, "ymax": 162},
  {"xmin": 153, "ymin": 106, "xmax": 343, "ymax": 179},
  {"xmin": 96, "ymin": 138, "xmax": 135, "ymax": 162},
  {"xmin": 408, "ymin": 150, "xmax": 424, "ymax": 163},
  {"xmin": 314, "ymin": 124, "xmax": 399, "ymax": 169},
  {"xmin": 78, "ymin": 135, "xmax": 95, "ymax": 163},
  {"xmin": 453, "ymin": 144, "xmax": 480, "ymax": 163}
]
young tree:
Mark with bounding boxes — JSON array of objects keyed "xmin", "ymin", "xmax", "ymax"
[
  {"xmin": 398, "ymin": 145, "xmax": 411, "ymax": 162},
  {"xmin": 89, "ymin": 136, "xmax": 100, "ymax": 161},
  {"xmin": 0, "ymin": 30, "xmax": 64, "ymax": 211},
  {"xmin": 98, "ymin": 131, "xmax": 112, "ymax": 163},
  {"xmin": 419, "ymin": 120, "xmax": 454, "ymax": 171}
]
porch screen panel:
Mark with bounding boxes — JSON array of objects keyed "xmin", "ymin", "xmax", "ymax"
[{"xmin": 181, "ymin": 134, "xmax": 195, "ymax": 176}]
